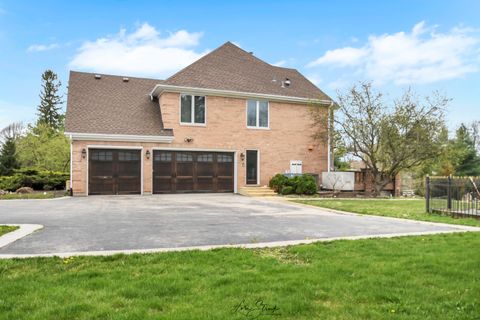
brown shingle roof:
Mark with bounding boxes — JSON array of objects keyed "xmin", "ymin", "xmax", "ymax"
[
  {"xmin": 64, "ymin": 71, "xmax": 172, "ymax": 136},
  {"xmin": 166, "ymin": 42, "xmax": 331, "ymax": 100}
]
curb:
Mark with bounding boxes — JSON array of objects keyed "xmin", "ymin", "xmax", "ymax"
[{"xmin": 0, "ymin": 224, "xmax": 44, "ymax": 249}]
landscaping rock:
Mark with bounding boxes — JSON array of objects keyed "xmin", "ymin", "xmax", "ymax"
[
  {"xmin": 0, "ymin": 189, "xmax": 7, "ymax": 195},
  {"xmin": 16, "ymin": 187, "xmax": 34, "ymax": 194}
]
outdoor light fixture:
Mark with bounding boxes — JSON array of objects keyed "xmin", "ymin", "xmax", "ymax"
[
  {"xmin": 81, "ymin": 148, "xmax": 87, "ymax": 159},
  {"xmin": 240, "ymin": 153, "xmax": 245, "ymax": 161},
  {"xmin": 308, "ymin": 145, "xmax": 314, "ymax": 151},
  {"xmin": 184, "ymin": 137, "xmax": 194, "ymax": 143},
  {"xmin": 145, "ymin": 150, "xmax": 151, "ymax": 159}
]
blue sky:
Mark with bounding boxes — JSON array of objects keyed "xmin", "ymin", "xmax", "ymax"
[{"xmin": 0, "ymin": 0, "xmax": 479, "ymax": 130}]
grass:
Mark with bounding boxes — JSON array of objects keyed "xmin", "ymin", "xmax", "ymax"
[
  {"xmin": 294, "ymin": 199, "xmax": 480, "ymax": 227},
  {"xmin": 0, "ymin": 192, "xmax": 55, "ymax": 200},
  {"xmin": 0, "ymin": 233, "xmax": 479, "ymax": 319},
  {"xmin": 0, "ymin": 225, "xmax": 18, "ymax": 237}
]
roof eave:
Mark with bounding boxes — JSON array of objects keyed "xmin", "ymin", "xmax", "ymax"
[
  {"xmin": 149, "ymin": 84, "xmax": 333, "ymax": 105},
  {"xmin": 65, "ymin": 132, "xmax": 174, "ymax": 143}
]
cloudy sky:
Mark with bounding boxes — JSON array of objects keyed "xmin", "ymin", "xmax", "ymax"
[{"xmin": 0, "ymin": 0, "xmax": 479, "ymax": 130}]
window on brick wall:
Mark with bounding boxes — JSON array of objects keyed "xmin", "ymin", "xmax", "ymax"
[
  {"xmin": 181, "ymin": 94, "xmax": 206, "ymax": 125},
  {"xmin": 247, "ymin": 100, "xmax": 269, "ymax": 129}
]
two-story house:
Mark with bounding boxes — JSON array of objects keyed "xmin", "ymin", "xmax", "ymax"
[{"xmin": 64, "ymin": 42, "xmax": 333, "ymax": 195}]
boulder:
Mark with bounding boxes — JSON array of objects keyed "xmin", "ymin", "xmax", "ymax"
[
  {"xmin": 0, "ymin": 189, "xmax": 7, "ymax": 196},
  {"xmin": 16, "ymin": 187, "xmax": 34, "ymax": 194}
]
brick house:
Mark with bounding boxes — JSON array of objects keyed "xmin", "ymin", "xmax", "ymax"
[{"xmin": 64, "ymin": 42, "xmax": 333, "ymax": 195}]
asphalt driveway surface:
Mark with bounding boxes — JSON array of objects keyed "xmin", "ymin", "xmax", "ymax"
[{"xmin": 0, "ymin": 194, "xmax": 470, "ymax": 255}]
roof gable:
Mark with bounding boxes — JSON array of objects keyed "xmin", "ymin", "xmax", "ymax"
[{"xmin": 165, "ymin": 42, "xmax": 330, "ymax": 100}]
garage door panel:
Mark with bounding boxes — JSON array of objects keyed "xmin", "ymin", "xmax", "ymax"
[
  {"xmin": 89, "ymin": 149, "xmax": 141, "ymax": 195},
  {"xmin": 153, "ymin": 150, "xmax": 234, "ymax": 194}
]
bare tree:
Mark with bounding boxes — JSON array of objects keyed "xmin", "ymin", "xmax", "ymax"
[
  {"xmin": 311, "ymin": 82, "xmax": 449, "ymax": 195},
  {"xmin": 0, "ymin": 122, "xmax": 24, "ymax": 143}
]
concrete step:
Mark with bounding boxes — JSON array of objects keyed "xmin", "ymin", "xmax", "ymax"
[{"xmin": 239, "ymin": 186, "xmax": 277, "ymax": 197}]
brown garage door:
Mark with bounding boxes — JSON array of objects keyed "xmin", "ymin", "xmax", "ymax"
[
  {"xmin": 153, "ymin": 150, "xmax": 234, "ymax": 193},
  {"xmin": 89, "ymin": 149, "xmax": 141, "ymax": 195}
]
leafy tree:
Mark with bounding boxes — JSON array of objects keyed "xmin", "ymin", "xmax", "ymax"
[
  {"xmin": 16, "ymin": 123, "xmax": 69, "ymax": 172},
  {"xmin": 36, "ymin": 70, "xmax": 64, "ymax": 130},
  {"xmin": 311, "ymin": 82, "xmax": 448, "ymax": 195}
]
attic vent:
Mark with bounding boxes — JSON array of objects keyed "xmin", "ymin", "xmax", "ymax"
[
  {"xmin": 281, "ymin": 78, "xmax": 291, "ymax": 88},
  {"xmin": 94, "ymin": 74, "xmax": 101, "ymax": 79},
  {"xmin": 122, "ymin": 77, "xmax": 129, "ymax": 82}
]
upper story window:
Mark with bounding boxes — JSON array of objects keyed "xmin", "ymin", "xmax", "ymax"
[
  {"xmin": 181, "ymin": 94, "xmax": 206, "ymax": 125},
  {"xmin": 247, "ymin": 100, "xmax": 269, "ymax": 129}
]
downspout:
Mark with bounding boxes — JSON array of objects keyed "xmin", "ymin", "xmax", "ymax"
[
  {"xmin": 327, "ymin": 101, "xmax": 334, "ymax": 172},
  {"xmin": 69, "ymin": 134, "xmax": 73, "ymax": 196}
]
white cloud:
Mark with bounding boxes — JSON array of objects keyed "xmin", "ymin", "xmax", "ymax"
[
  {"xmin": 307, "ymin": 22, "xmax": 480, "ymax": 85},
  {"xmin": 273, "ymin": 60, "xmax": 287, "ymax": 67},
  {"xmin": 27, "ymin": 43, "xmax": 59, "ymax": 52},
  {"xmin": 69, "ymin": 23, "xmax": 207, "ymax": 78}
]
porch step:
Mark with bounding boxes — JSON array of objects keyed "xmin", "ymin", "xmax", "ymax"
[{"xmin": 239, "ymin": 186, "xmax": 277, "ymax": 197}]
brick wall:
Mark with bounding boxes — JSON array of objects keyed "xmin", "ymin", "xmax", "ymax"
[{"xmin": 71, "ymin": 93, "xmax": 328, "ymax": 195}]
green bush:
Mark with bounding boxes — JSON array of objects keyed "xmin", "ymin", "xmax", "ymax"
[
  {"xmin": 281, "ymin": 186, "xmax": 294, "ymax": 195},
  {"xmin": 268, "ymin": 174, "xmax": 289, "ymax": 192},
  {"xmin": 269, "ymin": 174, "xmax": 317, "ymax": 195},
  {"xmin": 0, "ymin": 167, "xmax": 69, "ymax": 191}
]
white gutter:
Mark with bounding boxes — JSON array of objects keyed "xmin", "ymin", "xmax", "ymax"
[
  {"xmin": 64, "ymin": 132, "xmax": 174, "ymax": 143},
  {"xmin": 69, "ymin": 134, "xmax": 73, "ymax": 193},
  {"xmin": 149, "ymin": 84, "xmax": 333, "ymax": 105}
]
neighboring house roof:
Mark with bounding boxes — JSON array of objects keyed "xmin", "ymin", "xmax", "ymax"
[
  {"xmin": 64, "ymin": 71, "xmax": 172, "ymax": 136},
  {"xmin": 166, "ymin": 42, "xmax": 330, "ymax": 100}
]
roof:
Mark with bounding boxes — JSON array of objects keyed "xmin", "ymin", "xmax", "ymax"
[
  {"xmin": 165, "ymin": 42, "xmax": 331, "ymax": 100},
  {"xmin": 64, "ymin": 71, "xmax": 172, "ymax": 136}
]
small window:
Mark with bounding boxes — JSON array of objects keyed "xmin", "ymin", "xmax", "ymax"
[
  {"xmin": 181, "ymin": 94, "xmax": 205, "ymax": 124},
  {"xmin": 154, "ymin": 152, "xmax": 172, "ymax": 162},
  {"xmin": 176, "ymin": 153, "xmax": 193, "ymax": 162},
  {"xmin": 118, "ymin": 151, "xmax": 140, "ymax": 161},
  {"xmin": 246, "ymin": 100, "xmax": 269, "ymax": 128},
  {"xmin": 91, "ymin": 150, "xmax": 113, "ymax": 161},
  {"xmin": 197, "ymin": 154, "xmax": 213, "ymax": 162},
  {"xmin": 217, "ymin": 154, "xmax": 233, "ymax": 163}
]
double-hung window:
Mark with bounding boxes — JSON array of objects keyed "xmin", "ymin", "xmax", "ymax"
[
  {"xmin": 247, "ymin": 100, "xmax": 269, "ymax": 129},
  {"xmin": 181, "ymin": 94, "xmax": 206, "ymax": 125}
]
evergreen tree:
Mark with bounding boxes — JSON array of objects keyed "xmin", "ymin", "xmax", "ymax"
[
  {"xmin": 36, "ymin": 70, "xmax": 64, "ymax": 130},
  {"xmin": 0, "ymin": 137, "xmax": 19, "ymax": 176},
  {"xmin": 454, "ymin": 124, "xmax": 480, "ymax": 176}
]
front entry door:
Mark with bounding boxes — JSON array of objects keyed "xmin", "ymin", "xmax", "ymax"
[{"xmin": 246, "ymin": 150, "xmax": 258, "ymax": 185}]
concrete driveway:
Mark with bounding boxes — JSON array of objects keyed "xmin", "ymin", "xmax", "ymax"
[{"xmin": 0, "ymin": 194, "xmax": 475, "ymax": 257}]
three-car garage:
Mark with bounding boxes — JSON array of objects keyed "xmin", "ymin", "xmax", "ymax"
[{"xmin": 88, "ymin": 148, "xmax": 235, "ymax": 195}]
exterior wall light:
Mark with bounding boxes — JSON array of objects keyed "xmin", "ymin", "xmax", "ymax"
[
  {"xmin": 184, "ymin": 137, "xmax": 194, "ymax": 143},
  {"xmin": 81, "ymin": 148, "xmax": 87, "ymax": 159},
  {"xmin": 308, "ymin": 145, "xmax": 314, "ymax": 151},
  {"xmin": 145, "ymin": 150, "xmax": 151, "ymax": 159},
  {"xmin": 240, "ymin": 152, "xmax": 245, "ymax": 161}
]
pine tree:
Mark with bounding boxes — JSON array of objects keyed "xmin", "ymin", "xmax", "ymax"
[
  {"xmin": 454, "ymin": 124, "xmax": 480, "ymax": 176},
  {"xmin": 0, "ymin": 137, "xmax": 19, "ymax": 176},
  {"xmin": 36, "ymin": 70, "xmax": 64, "ymax": 130}
]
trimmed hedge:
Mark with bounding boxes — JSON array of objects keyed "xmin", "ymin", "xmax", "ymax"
[
  {"xmin": 269, "ymin": 174, "xmax": 317, "ymax": 195},
  {"xmin": 0, "ymin": 168, "xmax": 69, "ymax": 192}
]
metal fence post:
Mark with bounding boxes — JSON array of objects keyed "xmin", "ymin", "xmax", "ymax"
[
  {"xmin": 425, "ymin": 175, "xmax": 430, "ymax": 213},
  {"xmin": 447, "ymin": 175, "xmax": 452, "ymax": 211}
]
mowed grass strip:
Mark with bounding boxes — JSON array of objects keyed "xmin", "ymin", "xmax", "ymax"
[
  {"xmin": 0, "ymin": 233, "xmax": 479, "ymax": 319},
  {"xmin": 294, "ymin": 199, "xmax": 480, "ymax": 227},
  {"xmin": 0, "ymin": 225, "xmax": 18, "ymax": 237}
]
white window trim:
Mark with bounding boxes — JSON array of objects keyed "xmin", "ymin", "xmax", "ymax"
[
  {"xmin": 179, "ymin": 93, "xmax": 207, "ymax": 126},
  {"xmin": 246, "ymin": 100, "xmax": 270, "ymax": 130}
]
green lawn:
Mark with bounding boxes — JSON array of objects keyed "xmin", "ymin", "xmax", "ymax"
[
  {"xmin": 294, "ymin": 199, "xmax": 480, "ymax": 227},
  {"xmin": 0, "ymin": 192, "xmax": 55, "ymax": 200},
  {"xmin": 0, "ymin": 225, "xmax": 18, "ymax": 237},
  {"xmin": 0, "ymin": 233, "xmax": 479, "ymax": 319}
]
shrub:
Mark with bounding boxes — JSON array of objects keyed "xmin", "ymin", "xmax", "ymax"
[
  {"xmin": 269, "ymin": 174, "xmax": 289, "ymax": 192},
  {"xmin": 281, "ymin": 186, "xmax": 294, "ymax": 195},
  {"xmin": 0, "ymin": 167, "xmax": 69, "ymax": 192},
  {"xmin": 269, "ymin": 174, "xmax": 318, "ymax": 195}
]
